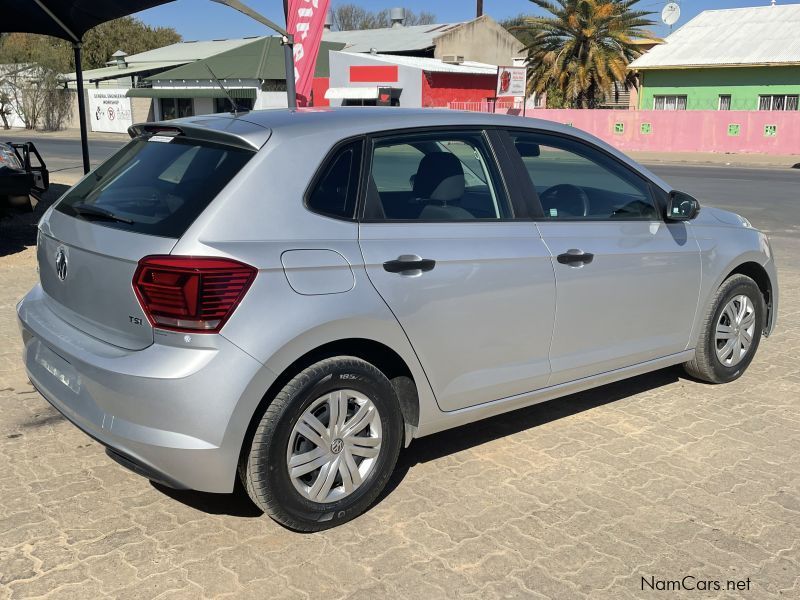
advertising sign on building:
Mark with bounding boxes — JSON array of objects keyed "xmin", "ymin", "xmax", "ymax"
[
  {"xmin": 495, "ymin": 66, "xmax": 527, "ymax": 98},
  {"xmin": 87, "ymin": 89, "xmax": 133, "ymax": 133}
]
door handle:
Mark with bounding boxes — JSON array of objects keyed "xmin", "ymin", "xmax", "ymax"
[
  {"xmin": 383, "ymin": 255, "xmax": 436, "ymax": 274},
  {"xmin": 557, "ymin": 249, "xmax": 594, "ymax": 266}
]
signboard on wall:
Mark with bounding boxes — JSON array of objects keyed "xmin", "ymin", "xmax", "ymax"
[
  {"xmin": 87, "ymin": 89, "xmax": 133, "ymax": 133},
  {"xmin": 495, "ymin": 66, "xmax": 527, "ymax": 98}
]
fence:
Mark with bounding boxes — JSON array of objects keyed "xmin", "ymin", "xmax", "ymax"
[
  {"xmin": 445, "ymin": 105, "xmax": 800, "ymax": 155},
  {"xmin": 448, "ymin": 100, "xmax": 517, "ymax": 113}
]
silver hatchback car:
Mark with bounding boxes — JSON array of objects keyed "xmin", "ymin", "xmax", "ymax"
[{"xmin": 18, "ymin": 108, "xmax": 778, "ymax": 530}]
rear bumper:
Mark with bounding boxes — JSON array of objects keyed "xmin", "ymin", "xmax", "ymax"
[{"xmin": 18, "ymin": 284, "xmax": 276, "ymax": 493}]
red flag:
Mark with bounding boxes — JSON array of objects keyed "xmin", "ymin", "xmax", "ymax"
[{"xmin": 285, "ymin": 0, "xmax": 330, "ymax": 107}]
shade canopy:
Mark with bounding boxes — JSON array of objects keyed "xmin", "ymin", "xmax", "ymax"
[{"xmin": 0, "ymin": 0, "xmax": 176, "ymax": 41}]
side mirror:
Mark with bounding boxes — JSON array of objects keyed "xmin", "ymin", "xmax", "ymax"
[{"xmin": 666, "ymin": 190, "xmax": 700, "ymax": 221}]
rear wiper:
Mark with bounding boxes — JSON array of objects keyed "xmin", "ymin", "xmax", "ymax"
[{"xmin": 71, "ymin": 203, "xmax": 134, "ymax": 224}]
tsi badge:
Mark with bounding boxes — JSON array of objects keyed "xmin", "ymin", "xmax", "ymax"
[{"xmin": 54, "ymin": 247, "xmax": 68, "ymax": 282}]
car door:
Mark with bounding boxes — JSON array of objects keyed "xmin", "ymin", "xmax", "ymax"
[
  {"xmin": 502, "ymin": 130, "xmax": 701, "ymax": 386},
  {"xmin": 358, "ymin": 129, "xmax": 556, "ymax": 412}
]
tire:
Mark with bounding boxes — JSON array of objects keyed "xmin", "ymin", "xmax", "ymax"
[
  {"xmin": 684, "ymin": 274, "xmax": 765, "ymax": 384},
  {"xmin": 240, "ymin": 356, "xmax": 403, "ymax": 531}
]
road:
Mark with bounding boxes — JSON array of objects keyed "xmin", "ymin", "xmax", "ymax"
[
  {"xmin": 1, "ymin": 133, "xmax": 125, "ymax": 173},
  {"xmin": 4, "ymin": 132, "xmax": 798, "ymax": 236},
  {"xmin": 650, "ymin": 164, "xmax": 800, "ymax": 239}
]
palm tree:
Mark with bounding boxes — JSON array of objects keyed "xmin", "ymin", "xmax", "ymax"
[{"xmin": 518, "ymin": 0, "xmax": 657, "ymax": 108}]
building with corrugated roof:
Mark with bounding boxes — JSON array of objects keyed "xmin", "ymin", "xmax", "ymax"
[
  {"xmin": 56, "ymin": 36, "xmax": 343, "ymax": 130},
  {"xmin": 326, "ymin": 52, "xmax": 499, "ymax": 107},
  {"xmin": 629, "ymin": 4, "xmax": 800, "ymax": 111},
  {"xmin": 322, "ymin": 12, "xmax": 525, "ymax": 108},
  {"xmin": 323, "ymin": 14, "xmax": 523, "ymax": 66}
]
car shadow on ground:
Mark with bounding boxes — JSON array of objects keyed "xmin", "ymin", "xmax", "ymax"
[
  {"xmin": 151, "ymin": 366, "xmax": 682, "ymax": 521},
  {"xmin": 0, "ymin": 184, "xmax": 69, "ymax": 257}
]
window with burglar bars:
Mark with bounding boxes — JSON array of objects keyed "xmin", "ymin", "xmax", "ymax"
[
  {"xmin": 653, "ymin": 95, "xmax": 687, "ymax": 110},
  {"xmin": 718, "ymin": 95, "xmax": 731, "ymax": 111},
  {"xmin": 758, "ymin": 95, "xmax": 799, "ymax": 111}
]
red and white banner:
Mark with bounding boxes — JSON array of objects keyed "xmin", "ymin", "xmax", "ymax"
[{"xmin": 286, "ymin": 0, "xmax": 330, "ymax": 106}]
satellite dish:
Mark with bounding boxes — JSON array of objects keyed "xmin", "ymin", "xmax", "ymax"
[{"xmin": 662, "ymin": 2, "xmax": 681, "ymax": 27}]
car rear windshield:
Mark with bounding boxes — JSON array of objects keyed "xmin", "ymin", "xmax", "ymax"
[{"xmin": 56, "ymin": 135, "xmax": 255, "ymax": 237}]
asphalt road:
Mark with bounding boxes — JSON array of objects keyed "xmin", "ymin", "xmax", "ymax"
[
  {"xmin": 1, "ymin": 133, "xmax": 125, "ymax": 173},
  {"xmin": 650, "ymin": 164, "xmax": 800, "ymax": 239},
  {"xmin": 4, "ymin": 132, "xmax": 798, "ymax": 237}
]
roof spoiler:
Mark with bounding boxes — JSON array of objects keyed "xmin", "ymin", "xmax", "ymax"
[{"xmin": 128, "ymin": 117, "xmax": 271, "ymax": 151}]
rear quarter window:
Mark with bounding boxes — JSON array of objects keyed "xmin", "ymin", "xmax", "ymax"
[{"xmin": 56, "ymin": 136, "xmax": 254, "ymax": 237}]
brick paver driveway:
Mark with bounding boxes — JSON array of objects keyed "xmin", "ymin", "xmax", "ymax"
[{"xmin": 1, "ymin": 200, "xmax": 798, "ymax": 599}]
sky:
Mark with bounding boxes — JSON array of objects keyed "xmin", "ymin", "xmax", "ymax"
[{"xmin": 135, "ymin": 1, "xmax": 796, "ymax": 41}]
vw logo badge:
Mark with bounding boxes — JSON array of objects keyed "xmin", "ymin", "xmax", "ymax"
[
  {"xmin": 55, "ymin": 247, "xmax": 68, "ymax": 282},
  {"xmin": 330, "ymin": 438, "xmax": 344, "ymax": 454}
]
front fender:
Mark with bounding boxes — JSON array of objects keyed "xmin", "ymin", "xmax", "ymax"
[{"xmin": 688, "ymin": 223, "xmax": 777, "ymax": 347}]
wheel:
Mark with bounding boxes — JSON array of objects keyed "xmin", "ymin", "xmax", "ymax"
[
  {"xmin": 684, "ymin": 274, "xmax": 765, "ymax": 383},
  {"xmin": 240, "ymin": 356, "xmax": 403, "ymax": 531}
]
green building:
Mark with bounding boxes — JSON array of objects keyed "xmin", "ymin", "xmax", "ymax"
[{"xmin": 629, "ymin": 4, "xmax": 800, "ymax": 111}]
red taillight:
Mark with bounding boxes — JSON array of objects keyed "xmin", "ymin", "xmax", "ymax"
[{"xmin": 133, "ymin": 256, "xmax": 256, "ymax": 333}]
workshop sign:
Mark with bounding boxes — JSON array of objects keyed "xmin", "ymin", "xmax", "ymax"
[
  {"xmin": 87, "ymin": 89, "xmax": 133, "ymax": 133},
  {"xmin": 495, "ymin": 66, "xmax": 527, "ymax": 98}
]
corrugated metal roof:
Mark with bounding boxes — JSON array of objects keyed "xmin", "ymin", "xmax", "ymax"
[
  {"xmin": 147, "ymin": 38, "xmax": 344, "ymax": 81},
  {"xmin": 323, "ymin": 23, "xmax": 462, "ymax": 53},
  {"xmin": 123, "ymin": 37, "xmax": 264, "ymax": 63},
  {"xmin": 630, "ymin": 4, "xmax": 800, "ymax": 69},
  {"xmin": 62, "ymin": 37, "xmax": 264, "ymax": 82},
  {"xmin": 63, "ymin": 61, "xmax": 185, "ymax": 83},
  {"xmin": 342, "ymin": 52, "xmax": 497, "ymax": 75}
]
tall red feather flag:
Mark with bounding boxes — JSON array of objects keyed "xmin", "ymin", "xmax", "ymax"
[{"xmin": 285, "ymin": 0, "xmax": 331, "ymax": 106}]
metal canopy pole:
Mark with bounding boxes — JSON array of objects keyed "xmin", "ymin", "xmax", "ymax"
[
  {"xmin": 282, "ymin": 35, "xmax": 297, "ymax": 109},
  {"xmin": 72, "ymin": 43, "xmax": 90, "ymax": 174},
  {"xmin": 32, "ymin": 0, "xmax": 91, "ymax": 173}
]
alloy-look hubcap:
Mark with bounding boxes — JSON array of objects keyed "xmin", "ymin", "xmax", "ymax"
[
  {"xmin": 715, "ymin": 295, "xmax": 756, "ymax": 367},
  {"xmin": 287, "ymin": 389, "xmax": 382, "ymax": 503}
]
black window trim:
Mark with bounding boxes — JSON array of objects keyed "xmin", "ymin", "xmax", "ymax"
[
  {"xmin": 303, "ymin": 135, "xmax": 366, "ymax": 222},
  {"xmin": 498, "ymin": 127, "xmax": 668, "ymax": 223},
  {"xmin": 358, "ymin": 125, "xmax": 522, "ymax": 224}
]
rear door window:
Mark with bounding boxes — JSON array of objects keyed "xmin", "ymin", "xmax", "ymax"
[
  {"xmin": 306, "ymin": 140, "xmax": 362, "ymax": 219},
  {"xmin": 56, "ymin": 136, "xmax": 254, "ymax": 237},
  {"xmin": 366, "ymin": 131, "xmax": 511, "ymax": 221}
]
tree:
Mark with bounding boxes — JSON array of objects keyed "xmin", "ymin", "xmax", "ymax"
[
  {"xmin": 79, "ymin": 17, "xmax": 181, "ymax": 70},
  {"xmin": 0, "ymin": 17, "xmax": 180, "ymax": 130},
  {"xmin": 515, "ymin": 0, "xmax": 657, "ymax": 108},
  {"xmin": 0, "ymin": 17, "xmax": 181, "ymax": 73},
  {"xmin": 331, "ymin": 4, "xmax": 436, "ymax": 30}
]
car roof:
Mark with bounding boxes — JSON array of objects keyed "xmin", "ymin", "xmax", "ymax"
[{"xmin": 157, "ymin": 107, "xmax": 579, "ymax": 145}]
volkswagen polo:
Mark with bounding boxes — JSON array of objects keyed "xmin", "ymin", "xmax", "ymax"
[{"xmin": 18, "ymin": 108, "xmax": 778, "ymax": 531}]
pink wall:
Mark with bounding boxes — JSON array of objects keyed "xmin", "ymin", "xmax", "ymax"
[{"xmin": 498, "ymin": 109, "xmax": 800, "ymax": 155}]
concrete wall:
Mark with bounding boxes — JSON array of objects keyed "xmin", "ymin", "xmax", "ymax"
[
  {"xmin": 194, "ymin": 97, "xmax": 214, "ymax": 115},
  {"xmin": 504, "ymin": 108, "xmax": 800, "ymax": 155},
  {"xmin": 255, "ymin": 91, "xmax": 288, "ymax": 109},
  {"xmin": 434, "ymin": 16, "xmax": 524, "ymax": 66},
  {"xmin": 639, "ymin": 66, "xmax": 800, "ymax": 110},
  {"xmin": 131, "ymin": 97, "xmax": 154, "ymax": 123}
]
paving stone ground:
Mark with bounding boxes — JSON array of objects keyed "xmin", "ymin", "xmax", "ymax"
[{"xmin": 1, "ymin": 204, "xmax": 798, "ymax": 598}]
